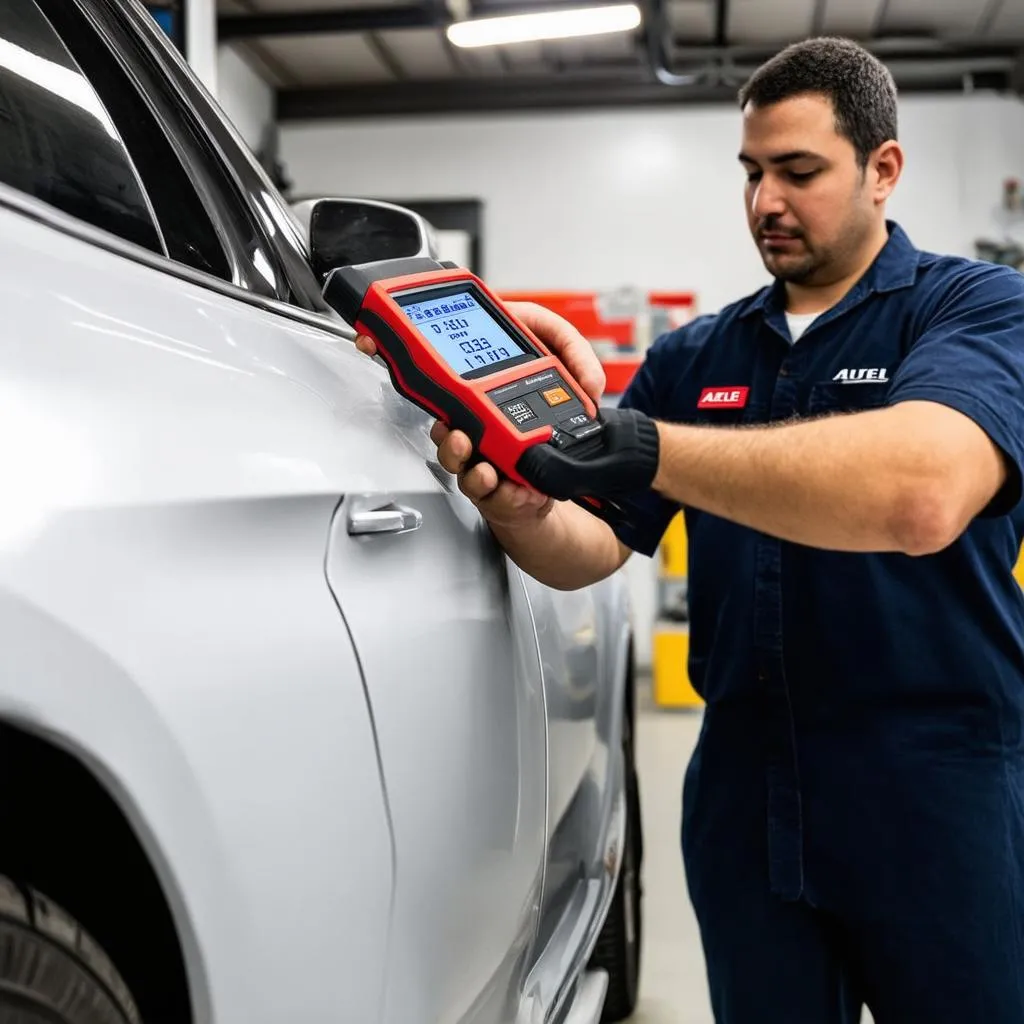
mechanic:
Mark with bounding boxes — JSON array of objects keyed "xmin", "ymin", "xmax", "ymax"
[{"xmin": 358, "ymin": 37, "xmax": 1024, "ymax": 1024}]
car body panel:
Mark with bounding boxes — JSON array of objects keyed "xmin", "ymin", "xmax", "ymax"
[
  {"xmin": 0, "ymin": 1, "xmax": 637, "ymax": 1017},
  {"xmin": 327, "ymin": 493, "xmax": 548, "ymax": 1022},
  {"xmin": 0, "ymin": 200, "xmax": 409, "ymax": 1021}
]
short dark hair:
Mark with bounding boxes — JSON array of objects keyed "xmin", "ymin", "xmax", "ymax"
[{"xmin": 737, "ymin": 37, "xmax": 898, "ymax": 167}]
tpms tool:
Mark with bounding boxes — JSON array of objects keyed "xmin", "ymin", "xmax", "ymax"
[{"xmin": 324, "ymin": 256, "xmax": 628, "ymax": 523}]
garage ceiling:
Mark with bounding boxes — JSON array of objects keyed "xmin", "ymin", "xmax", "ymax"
[{"xmin": 217, "ymin": 0, "xmax": 1024, "ymax": 117}]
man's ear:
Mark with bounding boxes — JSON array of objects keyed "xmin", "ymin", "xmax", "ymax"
[{"xmin": 872, "ymin": 140, "xmax": 904, "ymax": 203}]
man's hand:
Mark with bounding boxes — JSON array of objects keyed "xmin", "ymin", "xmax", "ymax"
[
  {"xmin": 502, "ymin": 301, "xmax": 606, "ymax": 402},
  {"xmin": 518, "ymin": 406, "xmax": 660, "ymax": 500},
  {"xmin": 356, "ymin": 301, "xmax": 630, "ymax": 588},
  {"xmin": 354, "ymin": 300, "xmax": 606, "ymax": 530},
  {"xmin": 425, "ymin": 419, "xmax": 552, "ymax": 528},
  {"xmin": 355, "ymin": 300, "xmax": 605, "ymax": 399}
]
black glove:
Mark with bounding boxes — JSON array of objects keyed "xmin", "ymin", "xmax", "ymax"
[{"xmin": 516, "ymin": 407, "xmax": 660, "ymax": 501}]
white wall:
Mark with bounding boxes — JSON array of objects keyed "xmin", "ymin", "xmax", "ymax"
[
  {"xmin": 280, "ymin": 92, "xmax": 1024, "ymax": 315},
  {"xmin": 216, "ymin": 46, "xmax": 275, "ymax": 153},
  {"xmin": 279, "ymin": 92, "xmax": 1024, "ymax": 668}
]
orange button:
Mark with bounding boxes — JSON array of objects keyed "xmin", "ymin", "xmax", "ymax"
[{"xmin": 541, "ymin": 386, "xmax": 572, "ymax": 407}]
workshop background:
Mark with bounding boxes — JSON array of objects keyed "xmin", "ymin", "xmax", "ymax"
[{"xmin": 198, "ymin": 0, "xmax": 1024, "ymax": 1018}]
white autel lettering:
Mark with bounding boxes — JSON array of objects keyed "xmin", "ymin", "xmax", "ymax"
[{"xmin": 832, "ymin": 367, "xmax": 890, "ymax": 384}]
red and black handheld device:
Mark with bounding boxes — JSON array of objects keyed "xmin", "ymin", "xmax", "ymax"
[{"xmin": 324, "ymin": 256, "xmax": 622, "ymax": 521}]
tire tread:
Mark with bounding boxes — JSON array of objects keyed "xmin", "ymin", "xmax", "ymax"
[{"xmin": 0, "ymin": 876, "xmax": 140, "ymax": 1024}]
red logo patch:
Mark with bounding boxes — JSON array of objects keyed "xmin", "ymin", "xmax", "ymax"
[{"xmin": 697, "ymin": 386, "xmax": 749, "ymax": 410}]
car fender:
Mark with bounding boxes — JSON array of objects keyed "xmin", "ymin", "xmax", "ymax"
[{"xmin": 0, "ymin": 590, "xmax": 224, "ymax": 1023}]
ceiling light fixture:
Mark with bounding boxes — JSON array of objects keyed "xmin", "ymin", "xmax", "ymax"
[{"xmin": 446, "ymin": 3, "xmax": 641, "ymax": 48}]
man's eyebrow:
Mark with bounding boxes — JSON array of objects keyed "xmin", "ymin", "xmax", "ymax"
[{"xmin": 738, "ymin": 150, "xmax": 825, "ymax": 165}]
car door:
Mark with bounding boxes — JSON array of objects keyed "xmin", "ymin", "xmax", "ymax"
[
  {"xmin": 324, "ymin": 475, "xmax": 549, "ymax": 1024},
  {"xmin": 37, "ymin": 3, "xmax": 552, "ymax": 1021},
  {"xmin": 520, "ymin": 577, "xmax": 616, "ymax": 976}
]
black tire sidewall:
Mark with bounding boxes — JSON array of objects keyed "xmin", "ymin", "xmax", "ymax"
[{"xmin": 0, "ymin": 879, "xmax": 139, "ymax": 1024}]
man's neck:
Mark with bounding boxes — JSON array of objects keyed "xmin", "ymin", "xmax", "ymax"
[{"xmin": 784, "ymin": 223, "xmax": 890, "ymax": 315}]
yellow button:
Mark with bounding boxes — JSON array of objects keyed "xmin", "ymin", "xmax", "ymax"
[{"xmin": 541, "ymin": 386, "xmax": 572, "ymax": 407}]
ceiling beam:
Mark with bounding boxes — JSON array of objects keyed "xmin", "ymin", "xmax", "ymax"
[
  {"xmin": 218, "ymin": 6, "xmax": 442, "ymax": 40},
  {"xmin": 811, "ymin": 0, "xmax": 829, "ymax": 36},
  {"xmin": 976, "ymin": 0, "xmax": 1007, "ymax": 35},
  {"xmin": 217, "ymin": 0, "xmax": 621, "ymax": 40},
  {"xmin": 280, "ymin": 75, "xmax": 738, "ymax": 119},
  {"xmin": 364, "ymin": 32, "xmax": 408, "ymax": 78},
  {"xmin": 278, "ymin": 67, "xmax": 1013, "ymax": 120},
  {"xmin": 714, "ymin": 0, "xmax": 728, "ymax": 49},
  {"xmin": 667, "ymin": 39, "xmax": 1021, "ymax": 62}
]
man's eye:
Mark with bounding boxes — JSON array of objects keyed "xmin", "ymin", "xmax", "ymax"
[
  {"xmin": 745, "ymin": 171, "xmax": 762, "ymax": 183},
  {"xmin": 789, "ymin": 170, "xmax": 819, "ymax": 182}
]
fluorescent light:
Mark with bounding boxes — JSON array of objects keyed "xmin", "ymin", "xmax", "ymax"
[{"xmin": 446, "ymin": 3, "xmax": 641, "ymax": 48}]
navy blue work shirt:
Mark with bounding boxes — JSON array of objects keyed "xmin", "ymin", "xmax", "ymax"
[{"xmin": 615, "ymin": 222, "xmax": 1024, "ymax": 903}]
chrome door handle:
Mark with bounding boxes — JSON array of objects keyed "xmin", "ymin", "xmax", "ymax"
[{"xmin": 347, "ymin": 502, "xmax": 423, "ymax": 536}]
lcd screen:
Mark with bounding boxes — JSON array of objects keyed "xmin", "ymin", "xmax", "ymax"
[{"xmin": 399, "ymin": 289, "xmax": 533, "ymax": 376}]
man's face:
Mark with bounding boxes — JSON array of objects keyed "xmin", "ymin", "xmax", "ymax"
[{"xmin": 739, "ymin": 93, "xmax": 877, "ymax": 286}]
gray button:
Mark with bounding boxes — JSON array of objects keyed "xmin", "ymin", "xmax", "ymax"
[
  {"xmin": 569, "ymin": 421, "xmax": 603, "ymax": 441},
  {"xmin": 558, "ymin": 412, "xmax": 592, "ymax": 431}
]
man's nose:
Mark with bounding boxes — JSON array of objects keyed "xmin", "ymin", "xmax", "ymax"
[{"xmin": 751, "ymin": 177, "xmax": 787, "ymax": 219}]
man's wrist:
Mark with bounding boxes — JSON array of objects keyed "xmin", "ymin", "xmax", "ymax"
[
  {"xmin": 485, "ymin": 501, "xmax": 558, "ymax": 545},
  {"xmin": 651, "ymin": 420, "xmax": 674, "ymax": 494}
]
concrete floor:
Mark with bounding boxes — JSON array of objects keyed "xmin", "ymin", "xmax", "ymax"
[{"xmin": 629, "ymin": 705, "xmax": 714, "ymax": 1024}]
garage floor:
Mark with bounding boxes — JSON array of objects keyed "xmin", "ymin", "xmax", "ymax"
[{"xmin": 630, "ymin": 702, "xmax": 713, "ymax": 1024}]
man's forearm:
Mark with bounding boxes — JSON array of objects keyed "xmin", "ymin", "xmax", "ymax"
[
  {"xmin": 651, "ymin": 401, "xmax": 1003, "ymax": 554},
  {"xmin": 489, "ymin": 501, "xmax": 627, "ymax": 590}
]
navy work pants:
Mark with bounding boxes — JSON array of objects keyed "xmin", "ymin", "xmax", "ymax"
[{"xmin": 682, "ymin": 711, "xmax": 1024, "ymax": 1023}]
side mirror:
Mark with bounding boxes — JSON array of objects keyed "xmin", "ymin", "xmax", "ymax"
[{"xmin": 291, "ymin": 198, "xmax": 438, "ymax": 282}]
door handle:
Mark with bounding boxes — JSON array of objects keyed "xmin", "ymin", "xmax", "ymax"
[{"xmin": 347, "ymin": 502, "xmax": 423, "ymax": 536}]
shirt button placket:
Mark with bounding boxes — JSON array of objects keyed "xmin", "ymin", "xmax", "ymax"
[{"xmin": 756, "ymin": 348, "xmax": 804, "ymax": 900}]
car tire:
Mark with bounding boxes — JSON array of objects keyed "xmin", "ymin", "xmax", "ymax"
[
  {"xmin": 589, "ymin": 710, "xmax": 643, "ymax": 1022},
  {"xmin": 0, "ymin": 874, "xmax": 141, "ymax": 1024}
]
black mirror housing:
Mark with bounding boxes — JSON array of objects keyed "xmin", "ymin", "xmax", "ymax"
[{"xmin": 292, "ymin": 198, "xmax": 437, "ymax": 282}]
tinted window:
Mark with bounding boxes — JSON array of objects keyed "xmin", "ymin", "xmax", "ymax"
[
  {"xmin": 35, "ymin": 0, "xmax": 230, "ymax": 280},
  {"xmin": 0, "ymin": 1, "xmax": 162, "ymax": 253},
  {"xmin": 118, "ymin": 1, "xmax": 327, "ymax": 308}
]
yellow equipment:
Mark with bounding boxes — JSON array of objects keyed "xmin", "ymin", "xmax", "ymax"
[
  {"xmin": 652, "ymin": 513, "xmax": 702, "ymax": 708},
  {"xmin": 652, "ymin": 525, "xmax": 1024, "ymax": 711}
]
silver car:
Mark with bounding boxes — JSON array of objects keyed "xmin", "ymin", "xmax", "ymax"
[{"xmin": 0, "ymin": 1, "xmax": 643, "ymax": 1023}]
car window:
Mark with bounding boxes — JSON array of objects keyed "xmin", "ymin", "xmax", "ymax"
[
  {"xmin": 74, "ymin": 0, "xmax": 291, "ymax": 299},
  {"xmin": 110, "ymin": 0, "xmax": 332, "ymax": 312},
  {"xmin": 0, "ymin": 0, "xmax": 163, "ymax": 254},
  {"xmin": 33, "ymin": 0, "xmax": 232, "ymax": 282}
]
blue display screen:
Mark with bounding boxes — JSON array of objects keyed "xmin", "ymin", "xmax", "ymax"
[{"xmin": 400, "ymin": 290, "xmax": 532, "ymax": 376}]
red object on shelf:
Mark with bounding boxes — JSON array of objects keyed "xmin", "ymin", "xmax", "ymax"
[
  {"xmin": 648, "ymin": 291, "xmax": 697, "ymax": 308},
  {"xmin": 602, "ymin": 358, "xmax": 643, "ymax": 395},
  {"xmin": 648, "ymin": 292, "xmax": 699, "ymax": 337},
  {"xmin": 499, "ymin": 291, "xmax": 635, "ymax": 347},
  {"xmin": 497, "ymin": 289, "xmax": 698, "ymax": 396}
]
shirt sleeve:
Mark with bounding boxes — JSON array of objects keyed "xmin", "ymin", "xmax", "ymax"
[
  {"xmin": 607, "ymin": 326, "xmax": 697, "ymax": 556},
  {"xmin": 886, "ymin": 263, "xmax": 1024, "ymax": 516}
]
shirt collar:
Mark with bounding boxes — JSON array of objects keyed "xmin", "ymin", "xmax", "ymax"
[{"xmin": 738, "ymin": 220, "xmax": 920, "ymax": 321}]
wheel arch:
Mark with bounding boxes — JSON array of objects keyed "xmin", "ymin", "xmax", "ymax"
[
  {"xmin": 0, "ymin": 595, "xmax": 220, "ymax": 1024},
  {"xmin": 0, "ymin": 717, "xmax": 197, "ymax": 1023}
]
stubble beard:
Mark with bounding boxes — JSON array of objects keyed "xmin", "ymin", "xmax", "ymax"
[{"xmin": 763, "ymin": 243, "xmax": 822, "ymax": 284}]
